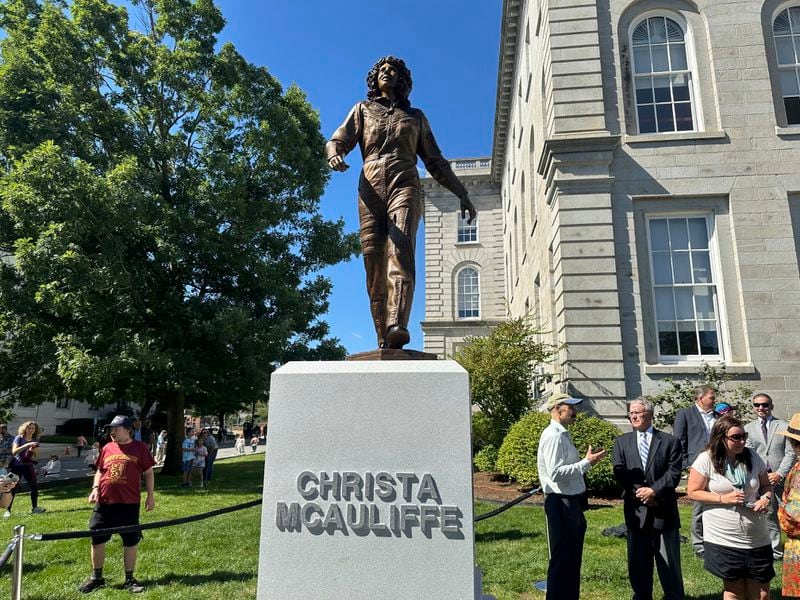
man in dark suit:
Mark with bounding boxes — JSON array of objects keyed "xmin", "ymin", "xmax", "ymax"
[
  {"xmin": 672, "ymin": 384, "xmax": 717, "ymax": 556},
  {"xmin": 613, "ymin": 397, "xmax": 684, "ymax": 600}
]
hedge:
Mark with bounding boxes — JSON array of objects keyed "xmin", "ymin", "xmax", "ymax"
[
  {"xmin": 495, "ymin": 411, "xmax": 621, "ymax": 494},
  {"xmin": 473, "ymin": 444, "xmax": 498, "ymax": 472}
]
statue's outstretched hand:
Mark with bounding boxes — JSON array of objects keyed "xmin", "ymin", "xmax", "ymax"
[
  {"xmin": 328, "ymin": 155, "xmax": 349, "ymax": 172},
  {"xmin": 460, "ymin": 194, "xmax": 477, "ymax": 224}
]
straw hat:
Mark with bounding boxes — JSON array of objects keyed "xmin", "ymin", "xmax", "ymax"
[{"xmin": 776, "ymin": 413, "xmax": 800, "ymax": 443}]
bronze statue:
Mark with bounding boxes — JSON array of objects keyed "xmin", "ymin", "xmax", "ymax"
[{"xmin": 326, "ymin": 56, "xmax": 476, "ymax": 350}]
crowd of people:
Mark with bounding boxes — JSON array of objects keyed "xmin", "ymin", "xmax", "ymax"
[{"xmin": 542, "ymin": 387, "xmax": 800, "ymax": 600}]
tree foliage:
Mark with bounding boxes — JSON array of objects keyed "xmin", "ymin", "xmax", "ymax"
[
  {"xmin": 645, "ymin": 363, "xmax": 755, "ymax": 429},
  {"xmin": 0, "ymin": 0, "xmax": 358, "ymax": 471},
  {"xmin": 454, "ymin": 316, "xmax": 557, "ymax": 445}
]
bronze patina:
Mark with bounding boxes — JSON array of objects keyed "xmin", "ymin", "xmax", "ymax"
[{"xmin": 326, "ymin": 56, "xmax": 476, "ymax": 350}]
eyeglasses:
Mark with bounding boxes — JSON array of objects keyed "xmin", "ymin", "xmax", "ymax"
[
  {"xmin": 753, "ymin": 403, "xmax": 771, "ymax": 408},
  {"xmin": 726, "ymin": 433, "xmax": 748, "ymax": 442}
]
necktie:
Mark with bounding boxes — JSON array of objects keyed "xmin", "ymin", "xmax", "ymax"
[
  {"xmin": 762, "ymin": 419, "xmax": 769, "ymax": 444},
  {"xmin": 639, "ymin": 432, "xmax": 650, "ymax": 469}
]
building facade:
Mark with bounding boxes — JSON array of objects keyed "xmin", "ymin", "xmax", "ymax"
[{"xmin": 426, "ymin": 0, "xmax": 800, "ymax": 424}]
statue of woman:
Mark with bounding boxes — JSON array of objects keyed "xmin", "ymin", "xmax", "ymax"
[{"xmin": 326, "ymin": 56, "xmax": 476, "ymax": 349}]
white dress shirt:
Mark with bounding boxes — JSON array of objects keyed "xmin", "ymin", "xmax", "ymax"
[{"xmin": 537, "ymin": 419, "xmax": 590, "ymax": 495}]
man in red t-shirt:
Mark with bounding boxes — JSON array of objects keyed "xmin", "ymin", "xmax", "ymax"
[{"xmin": 78, "ymin": 415, "xmax": 155, "ymax": 594}]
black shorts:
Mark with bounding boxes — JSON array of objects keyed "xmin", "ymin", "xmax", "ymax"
[
  {"xmin": 703, "ymin": 541, "xmax": 775, "ymax": 583},
  {"xmin": 89, "ymin": 503, "xmax": 142, "ymax": 547}
]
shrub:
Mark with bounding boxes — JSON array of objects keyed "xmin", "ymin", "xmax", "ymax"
[
  {"xmin": 473, "ymin": 444, "xmax": 499, "ymax": 472},
  {"xmin": 496, "ymin": 411, "xmax": 621, "ymax": 494},
  {"xmin": 472, "ymin": 411, "xmax": 502, "ymax": 452}
]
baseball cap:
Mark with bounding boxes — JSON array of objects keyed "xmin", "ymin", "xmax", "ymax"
[
  {"xmin": 714, "ymin": 402, "xmax": 733, "ymax": 415},
  {"xmin": 543, "ymin": 392, "xmax": 583, "ymax": 411},
  {"xmin": 109, "ymin": 415, "xmax": 133, "ymax": 429}
]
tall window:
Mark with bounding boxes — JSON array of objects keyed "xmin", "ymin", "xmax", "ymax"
[
  {"xmin": 773, "ymin": 6, "xmax": 800, "ymax": 124},
  {"xmin": 631, "ymin": 15, "xmax": 695, "ymax": 134},
  {"xmin": 457, "ymin": 213, "xmax": 478, "ymax": 243},
  {"xmin": 457, "ymin": 267, "xmax": 480, "ymax": 319},
  {"xmin": 55, "ymin": 398, "xmax": 70, "ymax": 409},
  {"xmin": 647, "ymin": 215, "xmax": 721, "ymax": 361}
]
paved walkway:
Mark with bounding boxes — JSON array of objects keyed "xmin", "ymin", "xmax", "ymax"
[{"xmin": 28, "ymin": 439, "xmax": 265, "ymax": 486}]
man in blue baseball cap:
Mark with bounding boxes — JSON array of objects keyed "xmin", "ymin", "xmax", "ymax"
[
  {"xmin": 537, "ymin": 392, "xmax": 606, "ymax": 600},
  {"xmin": 78, "ymin": 415, "xmax": 155, "ymax": 594}
]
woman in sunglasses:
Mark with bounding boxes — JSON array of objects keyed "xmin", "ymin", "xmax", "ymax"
[{"xmin": 687, "ymin": 415, "xmax": 774, "ymax": 599}]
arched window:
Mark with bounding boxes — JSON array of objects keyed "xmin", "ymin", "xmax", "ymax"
[
  {"xmin": 456, "ymin": 267, "xmax": 480, "ymax": 319},
  {"xmin": 773, "ymin": 6, "xmax": 800, "ymax": 124},
  {"xmin": 630, "ymin": 15, "xmax": 696, "ymax": 134}
]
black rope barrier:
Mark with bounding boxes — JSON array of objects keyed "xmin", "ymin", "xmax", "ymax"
[
  {"xmin": 29, "ymin": 498, "xmax": 263, "ymax": 542},
  {"xmin": 474, "ymin": 487, "xmax": 541, "ymax": 522},
  {"xmin": 0, "ymin": 536, "xmax": 18, "ymax": 569}
]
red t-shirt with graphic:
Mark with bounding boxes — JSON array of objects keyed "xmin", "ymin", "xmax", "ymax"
[{"xmin": 96, "ymin": 440, "xmax": 155, "ymax": 505}]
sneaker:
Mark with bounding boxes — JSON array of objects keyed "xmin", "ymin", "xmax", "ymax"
[
  {"xmin": 78, "ymin": 577, "xmax": 106, "ymax": 593},
  {"xmin": 31, "ymin": 506, "xmax": 46, "ymax": 514},
  {"xmin": 2, "ymin": 510, "xmax": 10, "ymax": 519},
  {"xmin": 122, "ymin": 577, "xmax": 145, "ymax": 593}
]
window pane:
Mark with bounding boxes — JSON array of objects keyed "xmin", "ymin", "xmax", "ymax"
[
  {"xmin": 672, "ymin": 74, "xmax": 691, "ymax": 101},
  {"xmin": 633, "ymin": 46, "xmax": 652, "ymax": 74},
  {"xmin": 666, "ymin": 19, "xmax": 684, "ymax": 42},
  {"xmin": 651, "ymin": 44, "xmax": 669, "ymax": 72},
  {"xmin": 674, "ymin": 287, "xmax": 694, "ymax": 319},
  {"xmin": 656, "ymin": 103, "xmax": 674, "ymax": 132},
  {"xmin": 653, "ymin": 76, "xmax": 671, "ymax": 102},
  {"xmin": 791, "ymin": 7, "xmax": 800, "ymax": 31},
  {"xmin": 694, "ymin": 286, "xmax": 716, "ymax": 320},
  {"xmin": 669, "ymin": 218, "xmax": 689, "ymax": 249},
  {"xmin": 688, "ymin": 217, "xmax": 709, "ymax": 248},
  {"xmin": 652, "ymin": 252, "xmax": 673, "ymax": 284},
  {"xmin": 775, "ymin": 10, "xmax": 791, "ymax": 36},
  {"xmin": 638, "ymin": 104, "xmax": 657, "ymax": 133},
  {"xmin": 786, "ymin": 96, "xmax": 800, "ymax": 125},
  {"xmin": 777, "ymin": 36, "xmax": 796, "ymax": 65},
  {"xmin": 781, "ymin": 69, "xmax": 800, "ymax": 97},
  {"xmin": 658, "ymin": 322, "xmax": 679, "ymax": 355},
  {"xmin": 669, "ymin": 43, "xmax": 687, "ymax": 70},
  {"xmin": 632, "ymin": 21, "xmax": 650, "ymax": 45},
  {"xmin": 678, "ymin": 322, "xmax": 699, "ymax": 355},
  {"xmin": 655, "ymin": 288, "xmax": 675, "ymax": 320},
  {"xmin": 649, "ymin": 219, "xmax": 669, "ymax": 251},
  {"xmin": 649, "ymin": 18, "xmax": 667, "ymax": 43},
  {"xmin": 692, "ymin": 251, "xmax": 712, "ymax": 283},
  {"xmin": 698, "ymin": 322, "xmax": 720, "ymax": 354},
  {"xmin": 675, "ymin": 103, "xmax": 693, "ymax": 131},
  {"xmin": 672, "ymin": 252, "xmax": 692, "ymax": 283},
  {"xmin": 636, "ymin": 77, "xmax": 654, "ymax": 103}
]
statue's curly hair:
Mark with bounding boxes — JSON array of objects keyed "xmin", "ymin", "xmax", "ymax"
[{"xmin": 366, "ymin": 56, "xmax": 413, "ymax": 106}]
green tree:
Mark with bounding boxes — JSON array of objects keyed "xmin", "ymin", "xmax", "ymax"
[
  {"xmin": 0, "ymin": 0, "xmax": 358, "ymax": 473},
  {"xmin": 453, "ymin": 316, "xmax": 557, "ymax": 447},
  {"xmin": 645, "ymin": 363, "xmax": 755, "ymax": 429}
]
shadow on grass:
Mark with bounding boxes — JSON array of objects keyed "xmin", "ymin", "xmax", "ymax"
[
  {"xmin": 476, "ymin": 529, "xmax": 534, "ymax": 543},
  {"xmin": 149, "ymin": 570, "xmax": 255, "ymax": 586}
]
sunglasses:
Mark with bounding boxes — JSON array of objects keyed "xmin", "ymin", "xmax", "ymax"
[
  {"xmin": 726, "ymin": 433, "xmax": 748, "ymax": 442},
  {"xmin": 753, "ymin": 403, "xmax": 771, "ymax": 408}
]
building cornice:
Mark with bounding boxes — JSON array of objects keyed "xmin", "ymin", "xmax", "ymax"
[{"xmin": 491, "ymin": 0, "xmax": 522, "ymax": 183}]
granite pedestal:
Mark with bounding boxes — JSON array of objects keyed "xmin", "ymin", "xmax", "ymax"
[{"xmin": 257, "ymin": 360, "xmax": 489, "ymax": 599}]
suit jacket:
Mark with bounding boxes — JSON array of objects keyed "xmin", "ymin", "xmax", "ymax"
[
  {"xmin": 673, "ymin": 404, "xmax": 713, "ymax": 470},
  {"xmin": 613, "ymin": 428, "xmax": 683, "ymax": 531},
  {"xmin": 745, "ymin": 417, "xmax": 796, "ymax": 477}
]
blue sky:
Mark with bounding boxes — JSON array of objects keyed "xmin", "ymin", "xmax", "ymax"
[{"xmin": 215, "ymin": 1, "xmax": 502, "ymax": 354}]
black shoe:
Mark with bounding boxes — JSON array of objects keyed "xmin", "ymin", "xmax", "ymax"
[
  {"xmin": 123, "ymin": 577, "xmax": 145, "ymax": 593},
  {"xmin": 385, "ymin": 325, "xmax": 410, "ymax": 349},
  {"xmin": 774, "ymin": 552, "xmax": 784, "ymax": 561},
  {"xmin": 78, "ymin": 577, "xmax": 106, "ymax": 593}
]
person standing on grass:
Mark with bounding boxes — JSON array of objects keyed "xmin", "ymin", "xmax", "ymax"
[
  {"xmin": 235, "ymin": 433, "xmax": 245, "ymax": 455},
  {"xmin": 181, "ymin": 427, "xmax": 196, "ymax": 488},
  {"xmin": 200, "ymin": 429, "xmax": 218, "ymax": 485},
  {"xmin": 191, "ymin": 436, "xmax": 208, "ymax": 489},
  {"xmin": 612, "ymin": 398, "xmax": 685, "ymax": 600},
  {"xmin": 537, "ymin": 392, "xmax": 606, "ymax": 600},
  {"xmin": 76, "ymin": 433, "xmax": 88, "ymax": 458},
  {"xmin": 0, "ymin": 424, "xmax": 13, "ymax": 468},
  {"xmin": 7, "ymin": 420, "xmax": 45, "ymax": 517},
  {"xmin": 78, "ymin": 415, "xmax": 155, "ymax": 594}
]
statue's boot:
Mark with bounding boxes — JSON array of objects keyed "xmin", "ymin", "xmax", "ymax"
[{"xmin": 385, "ymin": 324, "xmax": 410, "ymax": 349}]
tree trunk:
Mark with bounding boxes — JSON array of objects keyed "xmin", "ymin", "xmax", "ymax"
[
  {"xmin": 161, "ymin": 390, "xmax": 185, "ymax": 476},
  {"xmin": 217, "ymin": 410, "xmax": 225, "ymax": 443},
  {"xmin": 139, "ymin": 397, "xmax": 157, "ymax": 420}
]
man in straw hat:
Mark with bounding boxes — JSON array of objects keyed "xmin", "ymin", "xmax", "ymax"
[{"xmin": 537, "ymin": 392, "xmax": 606, "ymax": 600}]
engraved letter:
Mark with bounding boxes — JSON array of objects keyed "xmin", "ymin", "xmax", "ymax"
[
  {"xmin": 375, "ymin": 472, "xmax": 397, "ymax": 501},
  {"xmin": 275, "ymin": 501, "xmax": 302, "ymax": 531},
  {"xmin": 441, "ymin": 505, "xmax": 462, "ymax": 533},
  {"xmin": 322, "ymin": 503, "xmax": 347, "ymax": 533},
  {"xmin": 417, "ymin": 473, "xmax": 442, "ymax": 503},
  {"xmin": 419, "ymin": 504, "xmax": 440, "ymax": 535},
  {"xmin": 319, "ymin": 471, "xmax": 342, "ymax": 500},
  {"xmin": 396, "ymin": 472, "xmax": 418, "ymax": 501},
  {"xmin": 368, "ymin": 503, "xmax": 388, "ymax": 533},
  {"xmin": 301, "ymin": 502, "xmax": 324, "ymax": 528},
  {"xmin": 297, "ymin": 471, "xmax": 319, "ymax": 500},
  {"xmin": 341, "ymin": 471, "xmax": 364, "ymax": 501}
]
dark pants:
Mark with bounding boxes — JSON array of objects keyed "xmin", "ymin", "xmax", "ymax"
[
  {"xmin": 9, "ymin": 463, "xmax": 38, "ymax": 510},
  {"xmin": 627, "ymin": 527, "xmax": 684, "ymax": 600},
  {"xmin": 76, "ymin": 446, "xmax": 83, "ymax": 457},
  {"xmin": 544, "ymin": 493, "xmax": 586, "ymax": 600},
  {"xmin": 203, "ymin": 449, "xmax": 218, "ymax": 482}
]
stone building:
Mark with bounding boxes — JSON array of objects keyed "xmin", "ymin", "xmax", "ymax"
[{"xmin": 425, "ymin": 0, "xmax": 800, "ymax": 423}]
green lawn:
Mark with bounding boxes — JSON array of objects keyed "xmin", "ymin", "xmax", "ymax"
[{"xmin": 0, "ymin": 456, "xmax": 784, "ymax": 599}]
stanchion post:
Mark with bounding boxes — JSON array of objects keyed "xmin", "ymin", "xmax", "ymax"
[{"xmin": 11, "ymin": 525, "xmax": 24, "ymax": 600}]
